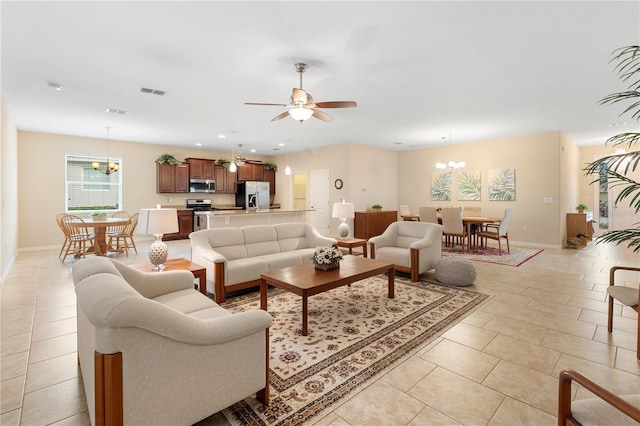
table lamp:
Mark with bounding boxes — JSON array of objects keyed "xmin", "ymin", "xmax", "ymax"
[
  {"xmin": 138, "ymin": 208, "xmax": 179, "ymax": 270},
  {"xmin": 332, "ymin": 202, "xmax": 355, "ymax": 240}
]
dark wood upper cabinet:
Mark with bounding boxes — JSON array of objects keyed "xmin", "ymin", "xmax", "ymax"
[
  {"xmin": 186, "ymin": 158, "xmax": 215, "ymax": 180},
  {"xmin": 263, "ymin": 169, "xmax": 276, "ymax": 195},
  {"xmin": 156, "ymin": 162, "xmax": 190, "ymax": 193},
  {"xmin": 237, "ymin": 163, "xmax": 264, "ymax": 181}
]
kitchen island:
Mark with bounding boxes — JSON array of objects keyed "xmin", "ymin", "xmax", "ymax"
[{"xmin": 197, "ymin": 209, "xmax": 313, "ymax": 229}]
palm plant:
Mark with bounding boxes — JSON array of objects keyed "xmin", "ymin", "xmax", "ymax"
[{"xmin": 583, "ymin": 45, "xmax": 640, "ymax": 252}]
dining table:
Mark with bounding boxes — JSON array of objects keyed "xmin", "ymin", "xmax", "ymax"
[
  {"xmin": 460, "ymin": 216, "xmax": 502, "ymax": 252},
  {"xmin": 72, "ymin": 217, "xmax": 131, "ymax": 256}
]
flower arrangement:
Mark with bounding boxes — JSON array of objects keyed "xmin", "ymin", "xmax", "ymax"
[
  {"xmin": 311, "ymin": 246, "xmax": 343, "ymax": 270},
  {"xmin": 91, "ymin": 211, "xmax": 108, "ymax": 220}
]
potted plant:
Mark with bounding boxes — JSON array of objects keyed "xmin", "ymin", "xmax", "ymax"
[
  {"xmin": 216, "ymin": 159, "xmax": 231, "ymax": 168},
  {"xmin": 311, "ymin": 246, "xmax": 344, "ymax": 270},
  {"xmin": 91, "ymin": 211, "xmax": 108, "ymax": 221},
  {"xmin": 263, "ymin": 162, "xmax": 278, "ymax": 171},
  {"xmin": 583, "ymin": 46, "xmax": 640, "ymax": 252},
  {"xmin": 576, "ymin": 204, "xmax": 588, "ymax": 213},
  {"xmin": 371, "ymin": 204, "xmax": 383, "ymax": 212},
  {"xmin": 156, "ymin": 154, "xmax": 181, "ymax": 165}
]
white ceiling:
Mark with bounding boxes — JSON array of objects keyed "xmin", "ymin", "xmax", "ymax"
[{"xmin": 2, "ymin": 1, "xmax": 639, "ymax": 155}]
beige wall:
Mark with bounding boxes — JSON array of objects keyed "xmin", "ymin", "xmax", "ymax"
[
  {"xmin": 16, "ymin": 128, "xmax": 592, "ymax": 250},
  {"xmin": 398, "ymin": 132, "xmax": 567, "ymax": 247},
  {"xmin": 18, "ymin": 131, "xmax": 272, "ymax": 248},
  {"xmin": 1, "ymin": 96, "xmax": 19, "ymax": 275}
]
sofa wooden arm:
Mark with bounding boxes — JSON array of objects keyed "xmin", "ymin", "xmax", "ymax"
[{"xmin": 558, "ymin": 369, "xmax": 640, "ymax": 426}]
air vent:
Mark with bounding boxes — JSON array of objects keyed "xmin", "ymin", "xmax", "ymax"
[
  {"xmin": 106, "ymin": 108, "xmax": 128, "ymax": 115},
  {"xmin": 140, "ymin": 87, "xmax": 166, "ymax": 96}
]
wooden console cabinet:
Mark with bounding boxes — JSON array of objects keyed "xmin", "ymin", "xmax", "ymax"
[
  {"xmin": 354, "ymin": 210, "xmax": 398, "ymax": 240},
  {"xmin": 566, "ymin": 212, "xmax": 594, "ymax": 246}
]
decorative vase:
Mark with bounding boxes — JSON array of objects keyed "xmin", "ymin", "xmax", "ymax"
[{"xmin": 315, "ymin": 262, "xmax": 340, "ymax": 271}]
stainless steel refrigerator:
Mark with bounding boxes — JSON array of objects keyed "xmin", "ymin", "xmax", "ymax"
[{"xmin": 236, "ymin": 181, "xmax": 270, "ymax": 210}]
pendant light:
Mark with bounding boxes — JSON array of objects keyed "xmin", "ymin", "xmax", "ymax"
[
  {"xmin": 92, "ymin": 126, "xmax": 119, "ymax": 175},
  {"xmin": 435, "ymin": 134, "xmax": 465, "ymax": 172}
]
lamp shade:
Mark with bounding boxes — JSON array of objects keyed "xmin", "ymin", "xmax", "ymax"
[
  {"xmin": 332, "ymin": 202, "xmax": 355, "ymax": 219},
  {"xmin": 138, "ymin": 208, "xmax": 179, "ymax": 235},
  {"xmin": 289, "ymin": 107, "xmax": 313, "ymax": 121}
]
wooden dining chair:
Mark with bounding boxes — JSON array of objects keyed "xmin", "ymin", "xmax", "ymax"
[
  {"xmin": 462, "ymin": 206, "xmax": 482, "ymax": 247},
  {"xmin": 418, "ymin": 207, "xmax": 438, "ymax": 223},
  {"xmin": 56, "ymin": 213, "xmax": 72, "ymax": 259},
  {"xmin": 107, "ymin": 212, "xmax": 134, "ymax": 256},
  {"xmin": 607, "ymin": 265, "xmax": 640, "ymax": 359},
  {"xmin": 476, "ymin": 208, "xmax": 512, "ymax": 255},
  {"xmin": 440, "ymin": 207, "xmax": 467, "ymax": 251},
  {"xmin": 61, "ymin": 215, "xmax": 94, "ymax": 259}
]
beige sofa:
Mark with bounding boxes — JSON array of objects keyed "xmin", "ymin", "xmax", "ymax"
[
  {"xmin": 369, "ymin": 221, "xmax": 443, "ymax": 282},
  {"xmin": 72, "ymin": 257, "xmax": 272, "ymax": 426},
  {"xmin": 190, "ymin": 223, "xmax": 337, "ymax": 303}
]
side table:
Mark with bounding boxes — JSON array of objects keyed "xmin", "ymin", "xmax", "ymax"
[
  {"xmin": 333, "ymin": 237, "xmax": 368, "ymax": 258},
  {"xmin": 129, "ymin": 258, "xmax": 207, "ymax": 295}
]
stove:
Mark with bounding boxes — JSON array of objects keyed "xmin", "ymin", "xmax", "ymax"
[{"xmin": 187, "ymin": 199, "xmax": 218, "ymax": 231}]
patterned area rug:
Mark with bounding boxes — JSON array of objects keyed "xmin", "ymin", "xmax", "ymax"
[
  {"xmin": 221, "ymin": 275, "xmax": 490, "ymax": 426},
  {"xmin": 443, "ymin": 246, "xmax": 543, "ymax": 266}
]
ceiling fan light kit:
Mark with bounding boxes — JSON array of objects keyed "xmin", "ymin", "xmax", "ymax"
[{"xmin": 245, "ymin": 62, "xmax": 357, "ymax": 123}]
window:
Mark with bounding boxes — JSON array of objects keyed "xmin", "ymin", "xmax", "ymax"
[{"xmin": 65, "ymin": 154, "xmax": 122, "ymax": 212}]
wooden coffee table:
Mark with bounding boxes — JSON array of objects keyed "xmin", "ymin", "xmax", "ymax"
[
  {"xmin": 129, "ymin": 258, "xmax": 207, "ymax": 295},
  {"xmin": 260, "ymin": 255, "xmax": 394, "ymax": 336}
]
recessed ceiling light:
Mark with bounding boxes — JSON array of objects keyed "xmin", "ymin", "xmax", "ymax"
[
  {"xmin": 250, "ymin": 149, "xmax": 256, "ymax": 153},
  {"xmin": 195, "ymin": 143, "xmax": 202, "ymax": 146},
  {"xmin": 394, "ymin": 142, "xmax": 403, "ymax": 145},
  {"xmin": 218, "ymin": 134, "xmax": 226, "ymax": 139},
  {"xmin": 47, "ymin": 81, "xmax": 62, "ymax": 91},
  {"xmin": 106, "ymin": 108, "xmax": 128, "ymax": 115},
  {"xmin": 272, "ymin": 148, "xmax": 280, "ymax": 151},
  {"xmin": 278, "ymin": 143, "xmax": 285, "ymax": 146}
]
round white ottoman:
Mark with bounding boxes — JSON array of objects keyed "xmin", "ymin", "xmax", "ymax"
[{"xmin": 435, "ymin": 257, "xmax": 476, "ymax": 286}]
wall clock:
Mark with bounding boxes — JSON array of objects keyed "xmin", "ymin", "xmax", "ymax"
[{"xmin": 334, "ymin": 178, "xmax": 343, "ymax": 190}]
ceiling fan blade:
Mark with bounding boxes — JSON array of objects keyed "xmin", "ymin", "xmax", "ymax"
[
  {"xmin": 291, "ymin": 88, "xmax": 308, "ymax": 104},
  {"xmin": 245, "ymin": 102, "xmax": 289, "ymax": 107},
  {"xmin": 314, "ymin": 101, "xmax": 358, "ymax": 108},
  {"xmin": 271, "ymin": 110, "xmax": 291, "ymax": 121},
  {"xmin": 311, "ymin": 108, "xmax": 333, "ymax": 122}
]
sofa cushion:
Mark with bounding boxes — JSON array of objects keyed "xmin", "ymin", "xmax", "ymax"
[
  {"xmin": 260, "ymin": 252, "xmax": 304, "ymax": 270},
  {"xmin": 227, "ymin": 257, "xmax": 270, "ymax": 285},
  {"xmin": 152, "ymin": 289, "xmax": 219, "ymax": 315},
  {"xmin": 293, "ymin": 248, "xmax": 317, "ymax": 264},
  {"xmin": 275, "ymin": 223, "xmax": 311, "ymax": 252},
  {"xmin": 243, "ymin": 225, "xmax": 281, "ymax": 257},
  {"xmin": 207, "ymin": 228, "xmax": 248, "ymax": 261},
  {"xmin": 377, "ymin": 247, "xmax": 411, "ymax": 268}
]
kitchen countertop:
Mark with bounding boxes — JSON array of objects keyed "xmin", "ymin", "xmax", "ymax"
[{"xmin": 201, "ymin": 209, "xmax": 313, "ymax": 215}]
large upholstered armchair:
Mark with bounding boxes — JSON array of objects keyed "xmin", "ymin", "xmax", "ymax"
[
  {"xmin": 368, "ymin": 221, "xmax": 443, "ymax": 282},
  {"xmin": 72, "ymin": 257, "xmax": 272, "ymax": 426}
]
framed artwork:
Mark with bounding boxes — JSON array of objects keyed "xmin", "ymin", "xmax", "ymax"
[
  {"xmin": 488, "ymin": 168, "xmax": 516, "ymax": 201},
  {"xmin": 457, "ymin": 170, "xmax": 481, "ymax": 201},
  {"xmin": 431, "ymin": 172, "xmax": 452, "ymax": 201}
]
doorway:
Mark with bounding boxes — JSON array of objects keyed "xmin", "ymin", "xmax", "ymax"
[
  {"xmin": 309, "ymin": 169, "xmax": 331, "ymax": 236},
  {"xmin": 293, "ymin": 173, "xmax": 307, "ymax": 210}
]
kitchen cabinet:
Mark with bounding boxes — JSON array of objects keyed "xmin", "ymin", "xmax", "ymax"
[
  {"xmin": 263, "ymin": 168, "xmax": 276, "ymax": 195},
  {"xmin": 156, "ymin": 162, "xmax": 190, "ymax": 193},
  {"xmin": 186, "ymin": 158, "xmax": 215, "ymax": 180},
  {"xmin": 354, "ymin": 210, "xmax": 398, "ymax": 240},
  {"xmin": 214, "ymin": 165, "xmax": 237, "ymax": 194},
  {"xmin": 238, "ymin": 163, "xmax": 264, "ymax": 181},
  {"xmin": 163, "ymin": 210, "xmax": 194, "ymax": 240},
  {"xmin": 566, "ymin": 212, "xmax": 594, "ymax": 246}
]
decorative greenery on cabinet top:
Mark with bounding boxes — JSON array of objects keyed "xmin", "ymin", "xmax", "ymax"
[
  {"xmin": 263, "ymin": 162, "xmax": 278, "ymax": 171},
  {"xmin": 156, "ymin": 154, "xmax": 181, "ymax": 165}
]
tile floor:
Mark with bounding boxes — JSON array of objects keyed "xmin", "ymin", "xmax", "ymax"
[{"xmin": 1, "ymin": 239, "xmax": 639, "ymax": 425}]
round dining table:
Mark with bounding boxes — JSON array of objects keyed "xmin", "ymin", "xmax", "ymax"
[{"xmin": 74, "ymin": 217, "xmax": 131, "ymax": 256}]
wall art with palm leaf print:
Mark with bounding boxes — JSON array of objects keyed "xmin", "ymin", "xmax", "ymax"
[
  {"xmin": 431, "ymin": 172, "xmax": 452, "ymax": 201},
  {"xmin": 457, "ymin": 171, "xmax": 481, "ymax": 201},
  {"xmin": 488, "ymin": 169, "xmax": 516, "ymax": 201}
]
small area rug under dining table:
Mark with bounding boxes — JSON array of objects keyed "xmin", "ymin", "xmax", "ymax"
[
  {"xmin": 443, "ymin": 246, "xmax": 543, "ymax": 267},
  {"xmin": 221, "ymin": 274, "xmax": 490, "ymax": 426}
]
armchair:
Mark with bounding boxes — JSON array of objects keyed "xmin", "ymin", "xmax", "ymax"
[
  {"xmin": 558, "ymin": 369, "xmax": 640, "ymax": 425},
  {"xmin": 607, "ymin": 265, "xmax": 640, "ymax": 359},
  {"xmin": 369, "ymin": 221, "xmax": 443, "ymax": 282},
  {"xmin": 72, "ymin": 257, "xmax": 272, "ymax": 425}
]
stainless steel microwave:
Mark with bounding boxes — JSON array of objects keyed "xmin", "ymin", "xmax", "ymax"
[{"xmin": 189, "ymin": 179, "xmax": 215, "ymax": 193}]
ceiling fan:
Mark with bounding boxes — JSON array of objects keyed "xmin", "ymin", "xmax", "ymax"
[{"xmin": 245, "ymin": 63, "xmax": 357, "ymax": 123}]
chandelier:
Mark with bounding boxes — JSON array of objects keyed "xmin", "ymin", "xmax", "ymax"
[
  {"xmin": 92, "ymin": 126, "xmax": 119, "ymax": 175},
  {"xmin": 229, "ymin": 144, "xmax": 247, "ymax": 173},
  {"xmin": 435, "ymin": 135, "xmax": 465, "ymax": 172}
]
